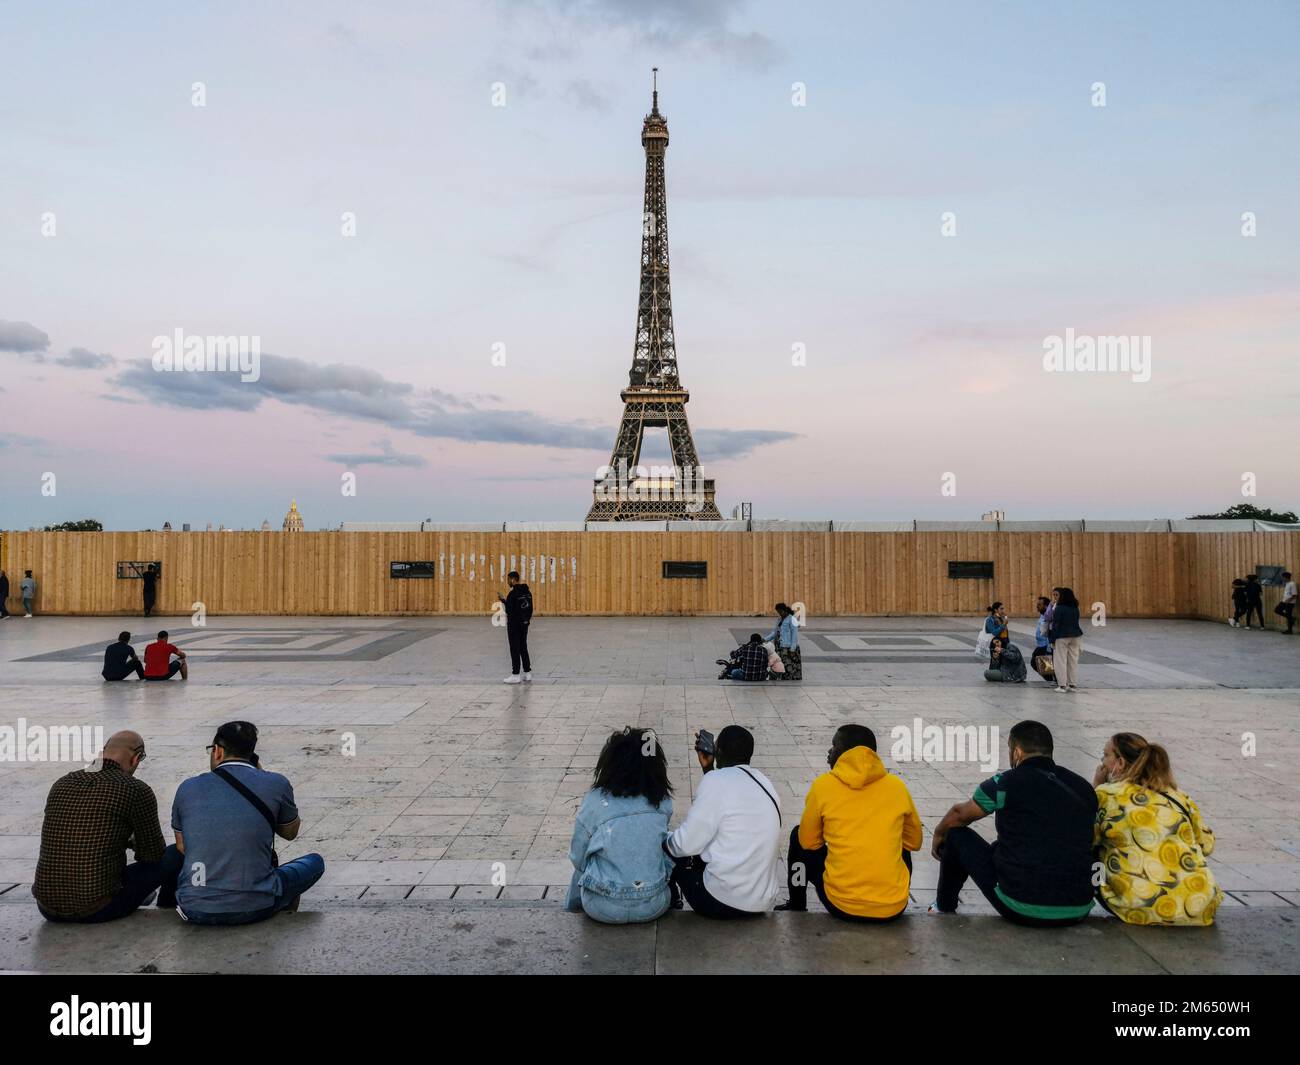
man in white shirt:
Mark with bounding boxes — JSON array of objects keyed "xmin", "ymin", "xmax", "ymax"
[
  {"xmin": 665, "ymin": 725, "xmax": 782, "ymax": 918},
  {"xmin": 1281, "ymin": 571, "xmax": 1296, "ymax": 635}
]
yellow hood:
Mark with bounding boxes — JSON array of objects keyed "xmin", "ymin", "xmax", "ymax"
[{"xmin": 831, "ymin": 745, "xmax": 887, "ymax": 789}]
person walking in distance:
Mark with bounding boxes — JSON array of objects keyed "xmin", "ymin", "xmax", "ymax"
[
  {"xmin": 0, "ymin": 569, "xmax": 9, "ymax": 619},
  {"xmin": 1243, "ymin": 574, "xmax": 1265, "ymax": 630},
  {"xmin": 1279, "ymin": 572, "xmax": 1296, "ymax": 636},
  {"xmin": 20, "ymin": 570, "xmax": 36, "ymax": 617},
  {"xmin": 1047, "ymin": 587, "xmax": 1083, "ymax": 693},
  {"xmin": 1229, "ymin": 578, "xmax": 1248, "ymax": 628},
  {"xmin": 142, "ymin": 563, "xmax": 159, "ymax": 618},
  {"xmin": 500, "ymin": 570, "xmax": 533, "ymax": 684}
]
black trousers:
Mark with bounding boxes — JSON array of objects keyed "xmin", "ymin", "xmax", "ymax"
[
  {"xmin": 785, "ymin": 825, "xmax": 909, "ymax": 923},
  {"xmin": 668, "ymin": 854, "xmax": 759, "ymax": 918},
  {"xmin": 935, "ymin": 826, "xmax": 1085, "ymax": 927},
  {"xmin": 1280, "ymin": 602, "xmax": 1295, "ymax": 633},
  {"xmin": 143, "ymin": 592, "xmax": 155, "ymax": 616},
  {"xmin": 507, "ymin": 622, "xmax": 531, "ymax": 674},
  {"xmin": 1245, "ymin": 602, "xmax": 1265, "ymax": 627},
  {"xmin": 104, "ymin": 662, "xmax": 145, "ymax": 681},
  {"xmin": 40, "ymin": 845, "xmax": 183, "ymax": 923}
]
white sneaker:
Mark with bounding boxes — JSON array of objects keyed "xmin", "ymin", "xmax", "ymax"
[
  {"xmin": 24, "ymin": 614, "xmax": 33, "ymax": 618},
  {"xmin": 503, "ymin": 675, "xmax": 521, "ymax": 684},
  {"xmin": 1054, "ymin": 686, "xmax": 1068, "ymax": 693},
  {"xmin": 521, "ymin": 672, "xmax": 532, "ymax": 682}
]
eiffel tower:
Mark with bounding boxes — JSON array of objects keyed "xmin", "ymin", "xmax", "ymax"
[{"xmin": 586, "ymin": 70, "xmax": 723, "ymax": 521}]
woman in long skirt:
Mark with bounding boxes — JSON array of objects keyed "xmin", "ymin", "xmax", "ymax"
[{"xmin": 765, "ymin": 602, "xmax": 802, "ymax": 681}]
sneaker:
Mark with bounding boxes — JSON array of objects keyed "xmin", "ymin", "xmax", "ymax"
[
  {"xmin": 503, "ymin": 675, "xmax": 521, "ymax": 684},
  {"xmin": 1228, "ymin": 618, "xmax": 1236, "ymax": 627},
  {"xmin": 24, "ymin": 614, "xmax": 33, "ymax": 618},
  {"xmin": 773, "ymin": 901, "xmax": 807, "ymax": 912},
  {"xmin": 142, "ymin": 889, "xmax": 158, "ymax": 907},
  {"xmin": 521, "ymin": 672, "xmax": 532, "ymax": 682},
  {"xmin": 927, "ymin": 905, "xmax": 956, "ymax": 916},
  {"xmin": 1068, "ymin": 685, "xmax": 1079, "ymax": 691},
  {"xmin": 1054, "ymin": 686, "xmax": 1068, "ymax": 693}
]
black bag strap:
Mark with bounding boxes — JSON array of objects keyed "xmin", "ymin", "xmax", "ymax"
[
  {"xmin": 213, "ymin": 766, "xmax": 277, "ymax": 833},
  {"xmin": 1031, "ymin": 763, "xmax": 1092, "ymax": 812},
  {"xmin": 738, "ymin": 767, "xmax": 781, "ymax": 826},
  {"xmin": 1156, "ymin": 789, "xmax": 1193, "ymax": 822}
]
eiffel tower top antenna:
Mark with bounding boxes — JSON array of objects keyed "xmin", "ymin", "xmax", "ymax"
[{"xmin": 651, "ymin": 67, "xmax": 658, "ymax": 113}]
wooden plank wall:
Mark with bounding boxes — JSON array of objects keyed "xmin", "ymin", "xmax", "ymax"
[{"xmin": 1, "ymin": 530, "xmax": 1296, "ymax": 621}]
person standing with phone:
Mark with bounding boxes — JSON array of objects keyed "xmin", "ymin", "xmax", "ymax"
[{"xmin": 499, "ymin": 570, "xmax": 533, "ymax": 684}]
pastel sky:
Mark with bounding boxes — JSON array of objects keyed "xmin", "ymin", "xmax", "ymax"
[{"xmin": 2, "ymin": 0, "xmax": 1298, "ymax": 529}]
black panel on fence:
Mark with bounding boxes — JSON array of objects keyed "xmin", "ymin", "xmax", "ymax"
[
  {"xmin": 390, "ymin": 561, "xmax": 437, "ymax": 579},
  {"xmin": 662, "ymin": 561, "xmax": 708, "ymax": 579},
  {"xmin": 116, "ymin": 561, "xmax": 162, "ymax": 579},
  {"xmin": 948, "ymin": 560, "xmax": 994, "ymax": 580},
  {"xmin": 1256, "ymin": 565, "xmax": 1285, "ymax": 586}
]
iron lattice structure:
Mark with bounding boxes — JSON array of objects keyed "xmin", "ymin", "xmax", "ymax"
[{"xmin": 587, "ymin": 73, "xmax": 722, "ymax": 522}]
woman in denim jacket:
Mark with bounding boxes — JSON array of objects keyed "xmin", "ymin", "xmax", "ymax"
[{"xmin": 565, "ymin": 727, "xmax": 674, "ymax": 924}]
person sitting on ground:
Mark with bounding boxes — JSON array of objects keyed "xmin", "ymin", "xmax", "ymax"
[
  {"xmin": 776, "ymin": 724, "xmax": 923, "ymax": 922},
  {"xmin": 1030, "ymin": 596, "xmax": 1055, "ymax": 682},
  {"xmin": 984, "ymin": 637, "xmax": 1027, "ymax": 683},
  {"xmin": 32, "ymin": 730, "xmax": 183, "ymax": 922},
  {"xmin": 143, "ymin": 630, "xmax": 188, "ymax": 681},
  {"xmin": 763, "ymin": 639, "xmax": 785, "ymax": 676},
  {"xmin": 170, "ymin": 721, "xmax": 324, "ymax": 924},
  {"xmin": 102, "ymin": 631, "xmax": 145, "ymax": 681},
  {"xmin": 1093, "ymin": 732, "xmax": 1222, "ymax": 926},
  {"xmin": 930, "ymin": 719, "xmax": 1095, "ymax": 926},
  {"xmin": 716, "ymin": 633, "xmax": 769, "ymax": 681},
  {"xmin": 565, "ymin": 727, "xmax": 674, "ymax": 924},
  {"xmin": 665, "ymin": 725, "xmax": 781, "ymax": 918}
]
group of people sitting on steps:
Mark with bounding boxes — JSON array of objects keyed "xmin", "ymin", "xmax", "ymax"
[
  {"xmin": 32, "ymin": 722, "xmax": 324, "ymax": 925},
  {"xmin": 565, "ymin": 720, "xmax": 1222, "ymax": 929}
]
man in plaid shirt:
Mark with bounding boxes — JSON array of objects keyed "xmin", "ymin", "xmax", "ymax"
[
  {"xmin": 32, "ymin": 730, "xmax": 182, "ymax": 922},
  {"xmin": 717, "ymin": 634, "xmax": 771, "ymax": 681}
]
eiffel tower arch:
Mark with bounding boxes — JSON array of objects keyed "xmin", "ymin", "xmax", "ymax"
[{"xmin": 587, "ymin": 71, "xmax": 723, "ymax": 522}]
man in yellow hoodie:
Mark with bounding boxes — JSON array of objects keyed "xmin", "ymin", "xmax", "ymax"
[{"xmin": 776, "ymin": 724, "xmax": 923, "ymax": 921}]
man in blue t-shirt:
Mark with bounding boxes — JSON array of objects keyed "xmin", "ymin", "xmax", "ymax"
[
  {"xmin": 928, "ymin": 719, "xmax": 1095, "ymax": 926},
  {"xmin": 169, "ymin": 721, "xmax": 324, "ymax": 925}
]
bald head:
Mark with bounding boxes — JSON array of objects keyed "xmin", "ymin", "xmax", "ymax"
[{"xmin": 103, "ymin": 730, "xmax": 146, "ymax": 774}]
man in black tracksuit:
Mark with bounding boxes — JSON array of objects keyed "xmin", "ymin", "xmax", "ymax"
[
  {"xmin": 1244, "ymin": 573, "xmax": 1265, "ymax": 629},
  {"xmin": 500, "ymin": 571, "xmax": 533, "ymax": 683}
]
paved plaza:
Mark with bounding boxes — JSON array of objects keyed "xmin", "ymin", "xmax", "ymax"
[{"xmin": 1, "ymin": 614, "xmax": 1297, "ymax": 974}]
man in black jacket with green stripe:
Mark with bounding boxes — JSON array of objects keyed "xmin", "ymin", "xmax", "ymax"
[{"xmin": 929, "ymin": 720, "xmax": 1096, "ymax": 926}]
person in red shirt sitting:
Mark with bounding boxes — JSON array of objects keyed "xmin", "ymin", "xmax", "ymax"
[{"xmin": 143, "ymin": 631, "xmax": 188, "ymax": 681}]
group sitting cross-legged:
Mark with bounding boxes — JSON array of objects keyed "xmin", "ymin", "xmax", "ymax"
[{"xmin": 33, "ymin": 721, "xmax": 325, "ymax": 925}]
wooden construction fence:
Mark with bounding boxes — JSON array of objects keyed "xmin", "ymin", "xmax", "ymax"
[{"xmin": 1, "ymin": 530, "xmax": 1296, "ymax": 622}]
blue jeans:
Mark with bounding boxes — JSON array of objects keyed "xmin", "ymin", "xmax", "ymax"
[
  {"xmin": 180, "ymin": 853, "xmax": 326, "ymax": 926},
  {"xmin": 40, "ymin": 845, "xmax": 184, "ymax": 923},
  {"xmin": 574, "ymin": 885, "xmax": 671, "ymax": 925}
]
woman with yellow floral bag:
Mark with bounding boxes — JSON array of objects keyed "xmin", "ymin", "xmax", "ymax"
[{"xmin": 1092, "ymin": 733, "xmax": 1222, "ymax": 926}]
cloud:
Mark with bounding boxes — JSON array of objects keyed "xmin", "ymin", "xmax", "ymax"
[
  {"xmin": 112, "ymin": 349, "xmax": 797, "ymax": 458},
  {"xmin": 538, "ymin": 0, "xmax": 783, "ymax": 70},
  {"xmin": 325, "ymin": 439, "xmax": 427, "ymax": 467},
  {"xmin": 564, "ymin": 79, "xmax": 611, "ymax": 113},
  {"xmin": 56, "ymin": 347, "xmax": 116, "ymax": 369},
  {"xmin": 0, "ymin": 319, "xmax": 50, "ymax": 358}
]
